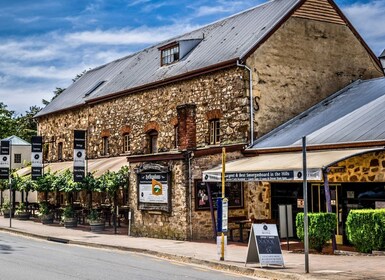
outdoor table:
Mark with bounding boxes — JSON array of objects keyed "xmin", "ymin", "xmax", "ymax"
[{"xmin": 234, "ymin": 219, "xmax": 251, "ymax": 242}]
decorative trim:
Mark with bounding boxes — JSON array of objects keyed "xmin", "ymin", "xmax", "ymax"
[
  {"xmin": 100, "ymin": 129, "xmax": 110, "ymax": 137},
  {"xmin": 206, "ymin": 109, "xmax": 223, "ymax": 120},
  {"xmin": 120, "ymin": 125, "xmax": 131, "ymax": 135},
  {"xmin": 170, "ymin": 117, "xmax": 179, "ymax": 127},
  {"xmin": 144, "ymin": 121, "xmax": 160, "ymax": 133}
]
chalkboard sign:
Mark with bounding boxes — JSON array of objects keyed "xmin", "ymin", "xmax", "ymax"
[
  {"xmin": 195, "ymin": 180, "xmax": 243, "ymax": 210},
  {"xmin": 245, "ymin": 224, "xmax": 284, "ymax": 267}
]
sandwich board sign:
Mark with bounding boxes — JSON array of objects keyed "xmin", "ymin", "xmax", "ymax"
[{"xmin": 245, "ymin": 224, "xmax": 284, "ymax": 267}]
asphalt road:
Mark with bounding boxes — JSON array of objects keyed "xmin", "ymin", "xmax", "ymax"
[{"xmin": 0, "ymin": 232, "xmax": 264, "ymax": 280}]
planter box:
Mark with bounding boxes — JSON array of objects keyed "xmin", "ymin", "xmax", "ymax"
[
  {"xmin": 40, "ymin": 214, "xmax": 54, "ymax": 224},
  {"xmin": 16, "ymin": 212, "xmax": 30, "ymax": 220},
  {"xmin": 64, "ymin": 217, "xmax": 78, "ymax": 228},
  {"xmin": 89, "ymin": 221, "xmax": 105, "ymax": 232},
  {"xmin": 2, "ymin": 210, "xmax": 14, "ymax": 218}
]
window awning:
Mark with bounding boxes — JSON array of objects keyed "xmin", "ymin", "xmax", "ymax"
[
  {"xmin": 202, "ymin": 148, "xmax": 383, "ymax": 182},
  {"xmin": 16, "ymin": 156, "xmax": 128, "ymax": 178}
]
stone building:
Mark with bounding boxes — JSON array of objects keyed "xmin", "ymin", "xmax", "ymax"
[
  {"xmin": 204, "ymin": 77, "xmax": 385, "ymax": 243},
  {"xmin": 35, "ymin": 0, "xmax": 383, "ymax": 240}
]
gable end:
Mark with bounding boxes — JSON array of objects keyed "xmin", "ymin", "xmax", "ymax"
[{"xmin": 293, "ymin": 0, "xmax": 345, "ymax": 25}]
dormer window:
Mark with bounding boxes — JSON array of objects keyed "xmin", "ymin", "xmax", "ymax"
[{"xmin": 161, "ymin": 44, "xmax": 179, "ymax": 66}]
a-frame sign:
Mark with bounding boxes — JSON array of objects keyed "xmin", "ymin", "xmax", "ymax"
[{"xmin": 245, "ymin": 224, "xmax": 284, "ymax": 268}]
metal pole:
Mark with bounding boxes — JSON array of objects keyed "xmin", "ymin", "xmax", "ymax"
[
  {"xmin": 9, "ymin": 143, "xmax": 12, "ymax": 228},
  {"xmin": 285, "ymin": 205, "xmax": 289, "ymax": 251},
  {"xmin": 302, "ymin": 136, "xmax": 309, "ymax": 273},
  {"xmin": 220, "ymin": 147, "xmax": 226, "ymax": 261}
]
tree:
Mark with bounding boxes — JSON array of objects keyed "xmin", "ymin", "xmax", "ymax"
[
  {"xmin": 15, "ymin": 105, "xmax": 42, "ymax": 141},
  {"xmin": 42, "ymin": 87, "xmax": 65, "ymax": 106},
  {"xmin": 0, "ymin": 102, "xmax": 17, "ymax": 139}
]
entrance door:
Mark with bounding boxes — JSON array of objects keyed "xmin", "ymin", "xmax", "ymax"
[{"xmin": 310, "ymin": 184, "xmax": 342, "ymax": 244}]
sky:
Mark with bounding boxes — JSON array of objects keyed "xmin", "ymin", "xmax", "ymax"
[{"xmin": 0, "ymin": 0, "xmax": 384, "ymax": 115}]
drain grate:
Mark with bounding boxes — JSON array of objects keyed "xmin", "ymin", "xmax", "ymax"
[{"xmin": 47, "ymin": 237, "xmax": 69, "ymax": 244}]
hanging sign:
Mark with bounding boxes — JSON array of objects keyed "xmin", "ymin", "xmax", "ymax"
[
  {"xmin": 245, "ymin": 224, "xmax": 284, "ymax": 267},
  {"xmin": 31, "ymin": 136, "xmax": 43, "ymax": 180},
  {"xmin": 73, "ymin": 130, "xmax": 86, "ymax": 182},
  {"xmin": 0, "ymin": 140, "xmax": 10, "ymax": 180}
]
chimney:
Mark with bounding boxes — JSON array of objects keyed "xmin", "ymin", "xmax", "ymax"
[{"xmin": 176, "ymin": 104, "xmax": 196, "ymax": 150}]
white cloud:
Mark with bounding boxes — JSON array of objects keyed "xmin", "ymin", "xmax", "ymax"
[
  {"xmin": 342, "ymin": 0, "xmax": 385, "ymax": 55},
  {"xmin": 63, "ymin": 24, "xmax": 198, "ymax": 46}
]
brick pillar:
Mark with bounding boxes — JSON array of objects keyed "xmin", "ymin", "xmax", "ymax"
[{"xmin": 177, "ymin": 104, "xmax": 196, "ymax": 150}]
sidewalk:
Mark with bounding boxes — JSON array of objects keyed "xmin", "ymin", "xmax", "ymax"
[{"xmin": 0, "ymin": 218, "xmax": 384, "ymax": 280}]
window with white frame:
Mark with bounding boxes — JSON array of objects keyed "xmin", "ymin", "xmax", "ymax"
[
  {"xmin": 161, "ymin": 44, "xmax": 179, "ymax": 66},
  {"xmin": 209, "ymin": 119, "xmax": 220, "ymax": 145},
  {"xmin": 102, "ymin": 137, "xmax": 109, "ymax": 155},
  {"xmin": 123, "ymin": 134, "xmax": 130, "ymax": 153}
]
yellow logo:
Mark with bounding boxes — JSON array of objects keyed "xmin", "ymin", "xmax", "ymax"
[{"xmin": 152, "ymin": 179, "xmax": 163, "ymax": 195}]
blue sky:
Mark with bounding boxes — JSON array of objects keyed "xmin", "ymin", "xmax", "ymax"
[{"xmin": 0, "ymin": 0, "xmax": 384, "ymax": 115}]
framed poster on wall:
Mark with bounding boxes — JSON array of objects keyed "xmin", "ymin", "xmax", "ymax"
[
  {"xmin": 136, "ymin": 163, "xmax": 171, "ymax": 212},
  {"xmin": 195, "ymin": 180, "xmax": 243, "ymax": 210}
]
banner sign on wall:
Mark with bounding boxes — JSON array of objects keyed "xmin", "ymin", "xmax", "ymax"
[
  {"xmin": 31, "ymin": 136, "xmax": 43, "ymax": 180},
  {"xmin": 73, "ymin": 130, "xmax": 86, "ymax": 182},
  {"xmin": 0, "ymin": 140, "xmax": 10, "ymax": 180}
]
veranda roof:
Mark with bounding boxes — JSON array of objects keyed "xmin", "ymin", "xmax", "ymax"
[
  {"xmin": 16, "ymin": 156, "xmax": 128, "ymax": 178},
  {"xmin": 203, "ymin": 148, "xmax": 382, "ymax": 182}
]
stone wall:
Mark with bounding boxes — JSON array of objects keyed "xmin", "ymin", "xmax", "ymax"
[
  {"xmin": 247, "ymin": 16, "xmax": 383, "ymax": 139},
  {"xmin": 38, "ymin": 68, "xmax": 248, "ymax": 162},
  {"xmin": 328, "ymin": 151, "xmax": 385, "ymax": 182}
]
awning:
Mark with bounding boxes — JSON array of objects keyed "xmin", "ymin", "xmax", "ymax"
[
  {"xmin": 203, "ymin": 148, "xmax": 382, "ymax": 182},
  {"xmin": 16, "ymin": 156, "xmax": 128, "ymax": 178}
]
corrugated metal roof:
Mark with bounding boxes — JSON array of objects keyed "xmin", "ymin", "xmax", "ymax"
[
  {"xmin": 36, "ymin": 0, "xmax": 301, "ymax": 117},
  {"xmin": 251, "ymin": 77, "xmax": 385, "ymax": 149},
  {"xmin": 1, "ymin": 135, "xmax": 31, "ymax": 146}
]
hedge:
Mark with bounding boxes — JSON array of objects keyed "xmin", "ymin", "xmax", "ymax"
[
  {"xmin": 346, "ymin": 209, "xmax": 385, "ymax": 253},
  {"xmin": 296, "ymin": 212, "xmax": 336, "ymax": 252}
]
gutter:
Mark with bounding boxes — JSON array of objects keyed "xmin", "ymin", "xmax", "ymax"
[{"xmin": 236, "ymin": 60, "xmax": 254, "ymax": 146}]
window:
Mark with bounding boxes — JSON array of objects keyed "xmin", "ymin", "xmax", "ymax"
[
  {"xmin": 209, "ymin": 119, "xmax": 220, "ymax": 145},
  {"xmin": 102, "ymin": 137, "xmax": 109, "ymax": 155},
  {"xmin": 14, "ymin": 154, "xmax": 21, "ymax": 164},
  {"xmin": 58, "ymin": 142, "xmax": 63, "ymax": 160},
  {"xmin": 161, "ymin": 45, "xmax": 179, "ymax": 66},
  {"xmin": 174, "ymin": 124, "xmax": 179, "ymax": 149},
  {"xmin": 148, "ymin": 130, "xmax": 158, "ymax": 154},
  {"xmin": 123, "ymin": 134, "xmax": 130, "ymax": 153}
]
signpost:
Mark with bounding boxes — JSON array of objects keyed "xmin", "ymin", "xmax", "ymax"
[
  {"xmin": 73, "ymin": 130, "xmax": 86, "ymax": 182},
  {"xmin": 216, "ymin": 148, "xmax": 227, "ymax": 261},
  {"xmin": 1, "ymin": 140, "xmax": 11, "ymax": 228},
  {"xmin": 31, "ymin": 136, "xmax": 43, "ymax": 180},
  {"xmin": 245, "ymin": 224, "xmax": 284, "ymax": 267}
]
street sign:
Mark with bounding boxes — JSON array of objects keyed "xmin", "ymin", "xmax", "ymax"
[
  {"xmin": 0, "ymin": 140, "xmax": 10, "ymax": 180},
  {"xmin": 245, "ymin": 224, "xmax": 284, "ymax": 267},
  {"xmin": 73, "ymin": 130, "xmax": 86, "ymax": 182},
  {"xmin": 31, "ymin": 136, "xmax": 43, "ymax": 180}
]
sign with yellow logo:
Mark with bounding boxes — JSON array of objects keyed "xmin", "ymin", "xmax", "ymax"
[
  {"xmin": 138, "ymin": 173, "xmax": 168, "ymax": 204},
  {"xmin": 152, "ymin": 179, "xmax": 163, "ymax": 195}
]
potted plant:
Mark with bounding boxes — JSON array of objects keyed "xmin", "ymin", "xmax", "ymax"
[
  {"xmin": 87, "ymin": 209, "xmax": 105, "ymax": 232},
  {"xmin": 62, "ymin": 204, "xmax": 77, "ymax": 228},
  {"xmin": 38, "ymin": 202, "xmax": 54, "ymax": 224},
  {"xmin": 15, "ymin": 202, "xmax": 30, "ymax": 220},
  {"xmin": 1, "ymin": 200, "xmax": 13, "ymax": 218}
]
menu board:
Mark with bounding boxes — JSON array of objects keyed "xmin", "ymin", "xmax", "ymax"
[{"xmin": 195, "ymin": 180, "xmax": 243, "ymax": 210}]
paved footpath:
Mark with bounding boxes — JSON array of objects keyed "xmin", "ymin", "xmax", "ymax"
[{"xmin": 0, "ymin": 218, "xmax": 384, "ymax": 280}]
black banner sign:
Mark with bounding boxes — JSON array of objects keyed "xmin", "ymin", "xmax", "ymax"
[
  {"xmin": 0, "ymin": 140, "xmax": 10, "ymax": 180},
  {"xmin": 31, "ymin": 136, "xmax": 43, "ymax": 180},
  {"xmin": 73, "ymin": 130, "xmax": 86, "ymax": 182}
]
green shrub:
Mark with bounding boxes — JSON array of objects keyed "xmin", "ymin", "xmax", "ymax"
[
  {"xmin": 296, "ymin": 212, "xmax": 336, "ymax": 252},
  {"xmin": 346, "ymin": 209, "xmax": 385, "ymax": 253}
]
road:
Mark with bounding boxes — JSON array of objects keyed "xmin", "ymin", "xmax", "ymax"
[{"xmin": 0, "ymin": 232, "xmax": 264, "ymax": 280}]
